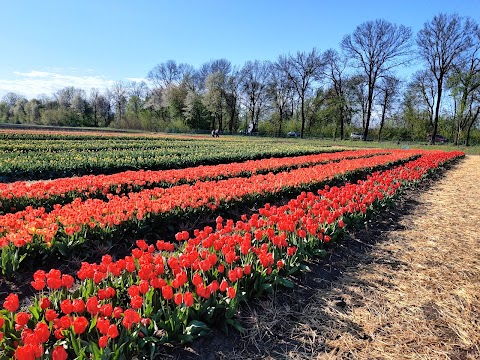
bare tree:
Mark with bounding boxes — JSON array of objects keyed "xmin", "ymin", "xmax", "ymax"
[
  {"xmin": 417, "ymin": 13, "xmax": 477, "ymax": 144},
  {"xmin": 465, "ymin": 90, "xmax": 480, "ymax": 146},
  {"xmin": 401, "ymin": 83, "xmax": 426, "ymax": 140},
  {"xmin": 147, "ymin": 60, "xmax": 193, "ymax": 88},
  {"xmin": 89, "ymin": 88, "xmax": 101, "ymax": 127},
  {"xmin": 1, "ymin": 92, "xmax": 22, "ymax": 107},
  {"xmin": 108, "ymin": 81, "xmax": 128, "ymax": 124},
  {"xmin": 1, "ymin": 92, "xmax": 22, "ymax": 121},
  {"xmin": 267, "ymin": 63, "xmax": 294, "ymax": 136},
  {"xmin": 410, "ymin": 69, "xmax": 437, "ymax": 128},
  {"xmin": 129, "ymin": 81, "xmax": 148, "ymax": 100},
  {"xmin": 377, "ymin": 76, "xmax": 400, "ymax": 140},
  {"xmin": 447, "ymin": 27, "xmax": 480, "ymax": 145},
  {"xmin": 342, "ymin": 19, "xmax": 412, "ymax": 140},
  {"xmin": 346, "ymin": 74, "xmax": 369, "ymax": 129},
  {"xmin": 224, "ymin": 69, "xmax": 241, "ymax": 134},
  {"xmin": 55, "ymin": 87, "xmax": 85, "ymax": 109},
  {"xmin": 276, "ymin": 48, "xmax": 324, "ymax": 138},
  {"xmin": 240, "ymin": 60, "xmax": 270, "ymax": 133},
  {"xmin": 323, "ymin": 49, "xmax": 349, "ymax": 140},
  {"xmin": 96, "ymin": 94, "xmax": 112, "ymax": 127},
  {"xmin": 195, "ymin": 59, "xmax": 232, "ymax": 93}
]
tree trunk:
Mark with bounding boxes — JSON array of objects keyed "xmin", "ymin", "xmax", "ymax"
[
  {"xmin": 229, "ymin": 102, "xmax": 236, "ymax": 134},
  {"xmin": 431, "ymin": 78, "xmax": 443, "ymax": 145},
  {"xmin": 339, "ymin": 103, "xmax": 345, "ymax": 140},
  {"xmin": 363, "ymin": 84, "xmax": 374, "ymax": 141},
  {"xmin": 278, "ymin": 107, "xmax": 284, "ymax": 137},
  {"xmin": 300, "ymin": 96, "xmax": 306, "ymax": 138},
  {"xmin": 378, "ymin": 94, "xmax": 388, "ymax": 141},
  {"xmin": 455, "ymin": 120, "xmax": 462, "ymax": 146},
  {"xmin": 465, "ymin": 106, "xmax": 480, "ymax": 146},
  {"xmin": 211, "ymin": 116, "xmax": 216, "ymax": 131}
]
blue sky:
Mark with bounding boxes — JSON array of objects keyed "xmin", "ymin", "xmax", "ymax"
[{"xmin": 1, "ymin": 0, "xmax": 479, "ymax": 99}]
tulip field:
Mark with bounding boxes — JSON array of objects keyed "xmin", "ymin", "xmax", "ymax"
[
  {"xmin": 0, "ymin": 133, "xmax": 344, "ymax": 182},
  {"xmin": 0, "ymin": 132, "xmax": 464, "ymax": 359}
]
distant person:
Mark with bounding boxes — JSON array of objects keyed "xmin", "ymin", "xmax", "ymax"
[{"xmin": 215, "ymin": 129, "xmax": 220, "ymax": 137}]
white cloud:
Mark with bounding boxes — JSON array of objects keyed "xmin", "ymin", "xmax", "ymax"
[
  {"xmin": 125, "ymin": 77, "xmax": 149, "ymax": 83},
  {"xmin": 13, "ymin": 71, "xmax": 52, "ymax": 78},
  {"xmin": 0, "ymin": 70, "xmax": 117, "ymax": 99}
]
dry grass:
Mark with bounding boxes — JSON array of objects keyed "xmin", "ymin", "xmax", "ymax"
[{"xmin": 287, "ymin": 155, "xmax": 480, "ymax": 359}]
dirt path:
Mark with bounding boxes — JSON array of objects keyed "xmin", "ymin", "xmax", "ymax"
[{"xmin": 287, "ymin": 155, "xmax": 480, "ymax": 359}]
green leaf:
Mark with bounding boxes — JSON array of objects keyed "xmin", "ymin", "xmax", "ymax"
[
  {"xmin": 88, "ymin": 315, "xmax": 98, "ymax": 332},
  {"xmin": 287, "ymin": 265, "xmax": 300, "ymax": 275},
  {"xmin": 101, "ymin": 347, "xmax": 113, "ymax": 360},
  {"xmin": 260, "ymin": 283, "xmax": 273, "ymax": 293},
  {"xmin": 69, "ymin": 331, "xmax": 80, "ymax": 355},
  {"xmin": 175, "ymin": 334, "xmax": 194, "ymax": 343},
  {"xmin": 278, "ymin": 277, "xmax": 295, "ymax": 288},
  {"xmin": 299, "ymin": 264, "xmax": 311, "ymax": 272},
  {"xmin": 185, "ymin": 320, "xmax": 210, "ymax": 337},
  {"xmin": 88, "ymin": 342, "xmax": 102, "ymax": 359},
  {"xmin": 226, "ymin": 318, "xmax": 244, "ymax": 333},
  {"xmin": 28, "ymin": 304, "xmax": 40, "ymax": 321},
  {"xmin": 312, "ymin": 248, "xmax": 327, "ymax": 257}
]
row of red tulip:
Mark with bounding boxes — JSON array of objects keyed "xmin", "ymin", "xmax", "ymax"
[
  {"xmin": 0, "ymin": 150, "xmax": 421, "ymax": 252},
  {"xmin": 0, "ymin": 150, "xmax": 464, "ymax": 359},
  {"xmin": 0, "ymin": 149, "xmax": 388, "ymax": 213}
]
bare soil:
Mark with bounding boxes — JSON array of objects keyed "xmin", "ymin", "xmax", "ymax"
[{"xmin": 163, "ymin": 155, "xmax": 480, "ymax": 359}]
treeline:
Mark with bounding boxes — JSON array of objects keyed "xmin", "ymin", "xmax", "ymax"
[{"xmin": 1, "ymin": 13, "xmax": 479, "ymax": 145}]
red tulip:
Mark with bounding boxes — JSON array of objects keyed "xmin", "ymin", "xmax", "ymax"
[
  {"xmin": 60, "ymin": 299, "xmax": 73, "ymax": 315},
  {"xmin": 227, "ymin": 287, "xmax": 236, "ymax": 299},
  {"xmin": 39, "ymin": 297, "xmax": 50, "ymax": 310},
  {"xmin": 33, "ymin": 322, "xmax": 50, "ymax": 343},
  {"xmin": 72, "ymin": 299, "xmax": 85, "ymax": 313},
  {"xmin": 86, "ymin": 296, "xmax": 99, "ymax": 315},
  {"xmin": 107, "ymin": 324, "xmax": 119, "ymax": 339},
  {"xmin": 173, "ymin": 293, "xmax": 183, "ymax": 306},
  {"xmin": 99, "ymin": 335, "xmax": 108, "ymax": 348},
  {"xmin": 130, "ymin": 295, "xmax": 143, "ymax": 309},
  {"xmin": 113, "ymin": 306, "xmax": 123, "ymax": 319},
  {"xmin": 96, "ymin": 318, "xmax": 110, "ymax": 335},
  {"xmin": 184, "ymin": 292, "xmax": 194, "ymax": 307},
  {"xmin": 161, "ymin": 285, "xmax": 173, "ymax": 300},
  {"xmin": 219, "ymin": 279, "xmax": 228, "ymax": 292},
  {"xmin": 45, "ymin": 309, "xmax": 58, "ymax": 322},
  {"xmin": 122, "ymin": 309, "xmax": 140, "ymax": 330},
  {"xmin": 3, "ymin": 293, "xmax": 19, "ymax": 312},
  {"xmin": 30, "ymin": 279, "xmax": 46, "ymax": 291},
  {"xmin": 72, "ymin": 316, "xmax": 88, "ymax": 335},
  {"xmin": 15, "ymin": 312, "xmax": 30, "ymax": 327},
  {"xmin": 51, "ymin": 345, "xmax": 68, "ymax": 360},
  {"xmin": 61, "ymin": 274, "xmax": 74, "ymax": 289},
  {"xmin": 100, "ymin": 303, "xmax": 113, "ymax": 317}
]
